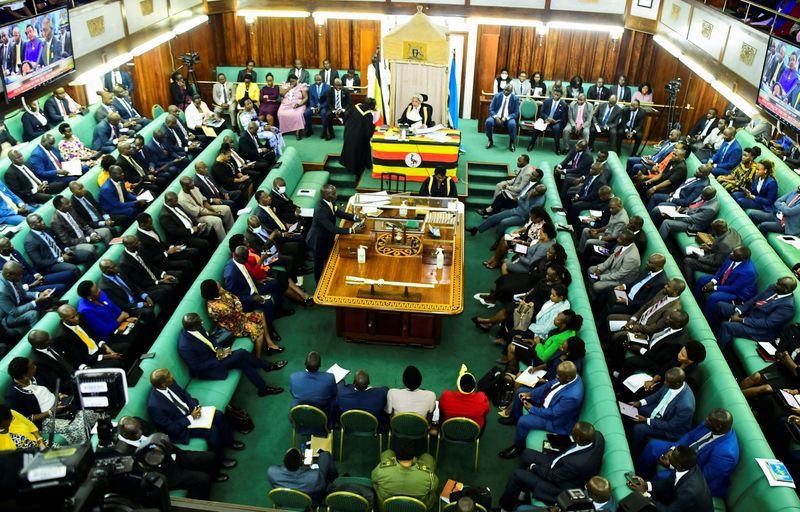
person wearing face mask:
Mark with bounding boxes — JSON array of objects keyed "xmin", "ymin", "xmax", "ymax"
[
  {"xmin": 493, "ymin": 68, "xmax": 510, "ymax": 93},
  {"xmin": 269, "ymin": 177, "xmax": 301, "ymax": 226}
]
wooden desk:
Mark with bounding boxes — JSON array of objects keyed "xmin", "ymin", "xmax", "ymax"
[{"xmin": 313, "ymin": 209, "xmax": 464, "ymax": 347}]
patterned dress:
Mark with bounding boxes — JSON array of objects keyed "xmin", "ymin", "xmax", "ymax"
[
  {"xmin": 58, "ymin": 136, "xmax": 96, "ymax": 161},
  {"xmin": 207, "ymin": 288, "xmax": 265, "ymax": 341},
  {"xmin": 720, "ymin": 161, "xmax": 757, "ymax": 193}
]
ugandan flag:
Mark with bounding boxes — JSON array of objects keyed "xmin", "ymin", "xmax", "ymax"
[{"xmin": 373, "ymin": 61, "xmax": 387, "ymax": 126}]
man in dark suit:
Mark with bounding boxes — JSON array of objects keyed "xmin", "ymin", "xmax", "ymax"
[
  {"xmin": 554, "ymin": 139, "xmax": 593, "ymax": 193},
  {"xmin": 325, "ymin": 79, "xmax": 350, "ymax": 140},
  {"xmin": 499, "ymin": 422, "xmax": 604, "ymax": 508},
  {"xmin": 135, "ymin": 133, "xmax": 180, "ymax": 182},
  {"xmin": 54, "ymin": 304, "xmax": 127, "ymax": 369},
  {"xmin": 147, "ymin": 368, "xmax": 243, "ymax": 464},
  {"xmin": 115, "ymin": 416, "xmax": 230, "ymax": 496},
  {"xmin": 645, "ymin": 161, "xmax": 708, "ymax": 212},
  {"xmin": 607, "ymin": 278, "xmax": 685, "ymax": 349},
  {"xmin": 486, "ymin": 85, "xmax": 521, "ymax": 152},
  {"xmin": 177, "ymin": 313, "xmax": 284, "ymax": 397},
  {"xmin": 626, "ymin": 129, "xmax": 681, "ymax": 176},
  {"xmin": 270, "ymin": 177, "xmax": 302, "ymax": 226},
  {"xmin": 586, "ymin": 77, "xmax": 610, "ymax": 101},
  {"xmin": 618, "ymin": 100, "xmax": 645, "ymax": 154},
  {"xmin": 135, "ymin": 212, "xmax": 197, "ymax": 278},
  {"xmin": 68, "ymin": 181, "xmax": 125, "ymax": 232},
  {"xmin": 238, "ymin": 121, "xmax": 274, "ymax": 167},
  {"xmin": 98, "ymin": 166, "xmax": 145, "ymax": 218},
  {"xmin": 612, "ymin": 75, "xmax": 633, "ymax": 103},
  {"xmin": 687, "ymin": 108, "xmax": 719, "ymax": 146},
  {"xmin": 320, "ymin": 59, "xmax": 339, "ymax": 85},
  {"xmin": 104, "ymin": 66, "xmax": 134, "ymax": 96},
  {"xmin": 683, "ymin": 220, "xmax": 741, "ymax": 285},
  {"xmin": 637, "ymin": 408, "xmax": 738, "ymax": 499},
  {"xmin": 52, "ymin": 194, "xmax": 112, "ymax": 249},
  {"xmin": 696, "ymin": 246, "xmax": 758, "ymax": 319},
  {"xmin": 163, "ymin": 114, "xmax": 200, "ymax": 158},
  {"xmin": 268, "ymin": 447, "xmax": 338, "ymax": 507},
  {"xmin": 0, "ymin": 261, "xmax": 47, "ymax": 332},
  {"xmin": 656, "ymin": 187, "xmax": 720, "ymax": 239},
  {"xmin": 0, "ymin": 236, "xmax": 75, "ymax": 296},
  {"xmin": 0, "ymin": 31, "xmax": 12, "ymax": 77},
  {"xmin": 589, "ymin": 95, "xmax": 623, "ymax": 152},
  {"xmin": 304, "ymin": 74, "xmax": 330, "ymax": 138},
  {"xmin": 92, "ymin": 112, "xmax": 124, "ymax": 153},
  {"xmin": 116, "ymin": 141, "xmax": 167, "ymax": 194},
  {"xmin": 627, "ymin": 445, "xmax": 714, "ymax": 511},
  {"xmin": 290, "ymin": 351, "xmax": 337, "ymax": 414},
  {"xmin": 714, "ymin": 276, "xmax": 797, "ymax": 349},
  {"xmin": 336, "ymin": 369, "xmax": 388, "ymax": 428},
  {"xmin": 627, "ymin": 367, "xmax": 696, "ymax": 452},
  {"xmin": 29, "ymin": 135, "xmax": 76, "ymax": 185},
  {"xmin": 527, "ymin": 89, "xmax": 567, "ymax": 154},
  {"xmin": 566, "ymin": 162, "xmax": 606, "ymax": 223},
  {"xmin": 615, "ymin": 310, "xmax": 690, "ymax": 380},
  {"xmin": 120, "ymin": 235, "xmax": 179, "ymax": 308},
  {"xmin": 5, "ymin": 149, "xmax": 62, "ymax": 204},
  {"xmin": 599, "ymin": 253, "xmax": 667, "ymax": 318},
  {"xmin": 194, "ymin": 160, "xmax": 242, "ymax": 212},
  {"xmin": 307, "ymin": 185, "xmax": 362, "ymax": 282},
  {"xmin": 111, "ymin": 86, "xmax": 149, "ymax": 129},
  {"xmin": 23, "ymin": 213, "xmax": 90, "ymax": 275},
  {"xmin": 27, "ymin": 329, "xmax": 76, "ymax": 390},
  {"xmin": 638, "ymin": 145, "xmax": 689, "ymax": 197},
  {"xmin": 98, "ymin": 259, "xmax": 157, "ymax": 323},
  {"xmin": 159, "ymin": 191, "xmax": 212, "ymax": 255},
  {"xmin": 43, "ymin": 91, "xmax": 73, "ymax": 126},
  {"xmin": 36, "ymin": 16, "xmax": 62, "ymax": 67},
  {"xmin": 147, "ymin": 130, "xmax": 187, "ymax": 171},
  {"xmin": 222, "ymin": 246, "xmax": 287, "ymax": 319}
]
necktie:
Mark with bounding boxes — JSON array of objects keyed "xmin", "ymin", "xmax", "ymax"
[
  {"xmin": 39, "ymin": 231, "xmax": 61, "ymax": 258},
  {"xmin": 61, "ymin": 211, "xmax": 84, "ymax": 238},
  {"xmin": 132, "ymin": 252, "xmax": 157, "ymax": 282},
  {"xmin": 79, "ymin": 197, "xmax": 100, "ymax": 222},
  {"xmin": 10, "ymin": 280, "xmax": 21, "ymax": 304},
  {"xmin": 689, "ymin": 199, "xmax": 705, "ymax": 208},
  {"xmin": 650, "ymin": 389, "xmax": 674, "ymax": 418},
  {"xmin": 120, "ymin": 99, "xmax": 133, "ymax": 117},
  {"xmin": 113, "ymin": 180, "xmax": 125, "ymax": 202},
  {"xmin": 628, "ymin": 110, "xmax": 636, "ymax": 129},
  {"xmin": 57, "ymin": 99, "xmax": 66, "ymax": 118},
  {"xmin": 203, "ymin": 176, "xmax": 219, "ymax": 196},
  {"xmin": 222, "ymin": 84, "xmax": 228, "ymax": 103},
  {"xmin": 549, "ymin": 100, "xmax": 557, "ymax": 119},
  {"xmin": 602, "ymin": 106, "xmax": 611, "ymax": 126},
  {"xmin": 111, "ymin": 275, "xmax": 134, "ymax": 303},
  {"xmin": 73, "ymin": 325, "xmax": 98, "ymax": 353},
  {"xmin": 166, "ymin": 389, "xmax": 190, "ymax": 415},
  {"xmin": 720, "ymin": 262, "xmax": 735, "ymax": 284},
  {"xmin": 598, "ymin": 87, "xmax": 604, "ymax": 99},
  {"xmin": 239, "ymin": 263, "xmax": 258, "ymax": 294},
  {"xmin": 756, "ymin": 293, "xmax": 778, "ymax": 306},
  {"xmin": 500, "ymin": 96, "xmax": 508, "ymax": 119},
  {"xmin": 190, "ymin": 330, "xmax": 216, "ymax": 351},
  {"xmin": 576, "ymin": 104, "xmax": 584, "ymax": 131},
  {"xmin": 266, "ymin": 207, "xmax": 286, "ymax": 230},
  {"xmin": 335, "ymin": 91, "xmax": 341, "ymax": 110},
  {"xmin": 614, "ymin": 247, "xmax": 623, "ymax": 257},
  {"xmin": 45, "ymin": 42, "xmax": 50, "ymax": 65},
  {"xmin": 783, "ymin": 194, "xmax": 800, "ymax": 227},
  {"xmin": 690, "ymin": 432, "xmax": 715, "ymax": 452},
  {"xmin": 641, "ymin": 296, "xmax": 667, "ymax": 324},
  {"xmin": 126, "ymin": 155, "xmax": 145, "ymax": 177}
]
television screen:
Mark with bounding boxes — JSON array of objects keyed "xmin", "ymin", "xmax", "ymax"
[
  {"xmin": 759, "ymin": 36, "xmax": 800, "ymax": 131},
  {"xmin": 0, "ymin": 8, "xmax": 74, "ymax": 102}
]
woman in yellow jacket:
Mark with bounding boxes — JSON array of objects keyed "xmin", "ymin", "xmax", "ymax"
[{"xmin": 0, "ymin": 405, "xmax": 48, "ymax": 451}]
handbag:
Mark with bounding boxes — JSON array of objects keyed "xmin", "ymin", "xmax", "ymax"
[
  {"xmin": 209, "ymin": 327, "xmax": 235, "ymax": 347},
  {"xmin": 694, "ymin": 232, "xmax": 713, "ymax": 246},
  {"xmin": 225, "ymin": 404, "xmax": 255, "ymax": 434},
  {"xmin": 513, "ymin": 301, "xmax": 535, "ymax": 331}
]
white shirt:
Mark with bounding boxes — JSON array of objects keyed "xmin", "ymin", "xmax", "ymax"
[
  {"xmin": 543, "ymin": 376, "xmax": 577, "ymax": 408},
  {"xmin": 185, "ymin": 101, "xmax": 212, "ymax": 130},
  {"xmin": 550, "ymin": 441, "xmax": 592, "ymax": 468},
  {"xmin": 628, "ymin": 270, "xmax": 662, "ymax": 300},
  {"xmin": 15, "ymin": 378, "xmax": 56, "ymax": 412},
  {"xmin": 385, "ymin": 388, "xmax": 436, "ymax": 417}
]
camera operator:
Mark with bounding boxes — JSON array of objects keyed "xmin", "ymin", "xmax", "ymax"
[{"xmin": 114, "ymin": 416, "xmax": 231, "ymax": 499}]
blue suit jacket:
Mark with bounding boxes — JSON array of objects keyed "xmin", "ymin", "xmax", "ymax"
[
  {"xmin": 289, "ymin": 370, "xmax": 337, "ymax": 410},
  {"xmin": 23, "ymin": 229, "xmax": 65, "ymax": 271},
  {"xmin": 147, "ymin": 139, "xmax": 178, "ymax": 167},
  {"xmin": 674, "ymin": 424, "xmax": 739, "ymax": 497},
  {"xmin": 222, "ymin": 259, "xmax": 268, "ymax": 312},
  {"xmin": 111, "ymin": 97, "xmax": 140, "ymax": 120},
  {"xmin": 538, "ymin": 98, "xmax": 567, "ymax": 124},
  {"xmin": 639, "ymin": 385, "xmax": 695, "ymax": 440},
  {"xmin": 710, "ymin": 258, "xmax": 757, "ymax": 300},
  {"xmin": 0, "ymin": 250, "xmax": 37, "ymax": 285},
  {"xmin": 511, "ymin": 191, "xmax": 546, "ymax": 217},
  {"xmin": 29, "ymin": 145, "xmax": 64, "ymax": 181},
  {"xmin": 527, "ymin": 376, "xmax": 584, "ymax": 435},
  {"xmin": 708, "ymin": 139, "xmax": 742, "ymax": 175},
  {"xmin": 92, "ymin": 120, "xmax": 116, "ymax": 151},
  {"xmin": 736, "ymin": 285, "xmax": 796, "ymax": 339},
  {"xmin": 147, "ymin": 383, "xmax": 199, "ymax": 444},
  {"xmin": 0, "ymin": 181, "xmax": 28, "ymax": 218},
  {"xmin": 98, "ymin": 179, "xmax": 138, "ymax": 216},
  {"xmin": 575, "ymin": 175, "xmax": 605, "ymax": 202},
  {"xmin": 489, "ymin": 92, "xmax": 520, "ymax": 120},
  {"xmin": 774, "ymin": 190, "xmax": 800, "ymax": 235},
  {"xmin": 650, "ymin": 141, "xmax": 677, "ymax": 165},
  {"xmin": 336, "ymin": 382, "xmax": 388, "ymax": 426},
  {"xmin": 747, "ymin": 176, "xmax": 779, "ymax": 211},
  {"xmin": 671, "ymin": 177, "xmax": 709, "ymax": 207},
  {"xmin": 308, "ymin": 83, "xmax": 330, "ymax": 109},
  {"xmin": 177, "ymin": 328, "xmax": 229, "ymax": 380}
]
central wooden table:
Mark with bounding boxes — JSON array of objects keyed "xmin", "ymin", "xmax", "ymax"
[{"xmin": 313, "ymin": 206, "xmax": 464, "ymax": 347}]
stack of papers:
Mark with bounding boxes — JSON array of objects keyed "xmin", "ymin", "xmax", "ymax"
[
  {"xmin": 780, "ymin": 389, "xmax": 800, "ymax": 408},
  {"xmin": 515, "ymin": 369, "xmax": 547, "ymax": 387},
  {"xmin": 757, "ymin": 458, "xmax": 795, "ymax": 488},
  {"xmin": 686, "ymin": 246, "xmax": 705, "ymax": 257},
  {"xmin": 137, "ymin": 191, "xmax": 154, "ymax": 202},
  {"xmin": 622, "ymin": 373, "xmax": 652, "ymax": 393},
  {"xmin": 656, "ymin": 205, "xmax": 689, "ymax": 218},
  {"xmin": 62, "ymin": 160, "xmax": 83, "ymax": 176}
]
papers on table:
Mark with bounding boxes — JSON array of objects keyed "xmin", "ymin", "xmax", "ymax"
[
  {"xmin": 300, "ymin": 207, "xmax": 315, "ymax": 218},
  {"xmin": 327, "ymin": 363, "xmax": 350, "ymax": 383},
  {"xmin": 413, "ymin": 124, "xmax": 445, "ymax": 135},
  {"xmin": 656, "ymin": 205, "xmax": 689, "ymax": 218},
  {"xmin": 759, "ymin": 342, "xmax": 778, "ymax": 356},
  {"xmin": 756, "ymin": 458, "xmax": 796, "ymax": 488},
  {"xmin": 188, "ymin": 406, "xmax": 216, "ymax": 429},
  {"xmin": 533, "ymin": 118, "xmax": 548, "ymax": 132},
  {"xmin": 578, "ymin": 216, "xmax": 595, "ymax": 224},
  {"xmin": 614, "ymin": 289, "xmax": 628, "ymax": 302},
  {"xmin": 686, "ymin": 246, "xmax": 705, "ymax": 257},
  {"xmin": 608, "ymin": 320, "xmax": 628, "ymax": 333},
  {"xmin": 623, "ymin": 373, "xmax": 652, "ymax": 393},
  {"xmin": 62, "ymin": 160, "xmax": 83, "ymax": 176},
  {"xmin": 780, "ymin": 389, "xmax": 800, "ymax": 409},
  {"xmin": 296, "ymin": 189, "xmax": 315, "ymax": 197},
  {"xmin": 356, "ymin": 191, "xmax": 392, "ymax": 206},
  {"xmin": 513, "ymin": 244, "xmax": 528, "ymax": 255},
  {"xmin": 532, "ymin": 87, "xmax": 543, "ymax": 97},
  {"xmin": 424, "ymin": 132, "xmax": 451, "ymax": 143},
  {"xmin": 515, "ymin": 369, "xmax": 547, "ymax": 387},
  {"xmin": 777, "ymin": 235, "xmax": 800, "ymax": 250},
  {"xmin": 618, "ymin": 401, "xmax": 639, "ymax": 419},
  {"xmin": 137, "ymin": 190, "xmax": 154, "ymax": 202}
]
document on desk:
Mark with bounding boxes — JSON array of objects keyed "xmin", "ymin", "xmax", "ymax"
[
  {"xmin": 533, "ymin": 119, "xmax": 548, "ymax": 132},
  {"xmin": 618, "ymin": 401, "xmax": 639, "ymax": 419},
  {"xmin": 656, "ymin": 205, "xmax": 690, "ymax": 218},
  {"xmin": 327, "ymin": 363, "xmax": 350, "ymax": 383},
  {"xmin": 515, "ymin": 369, "xmax": 547, "ymax": 387},
  {"xmin": 780, "ymin": 389, "xmax": 800, "ymax": 409},
  {"xmin": 614, "ymin": 289, "xmax": 627, "ymax": 302},
  {"xmin": 623, "ymin": 373, "xmax": 652, "ymax": 393},
  {"xmin": 188, "ymin": 406, "xmax": 216, "ymax": 429}
]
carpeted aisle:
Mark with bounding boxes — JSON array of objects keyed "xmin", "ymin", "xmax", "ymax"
[{"xmin": 209, "ymin": 120, "xmax": 638, "ymax": 507}]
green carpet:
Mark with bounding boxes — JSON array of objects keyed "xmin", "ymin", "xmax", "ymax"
[{"xmin": 209, "ymin": 120, "xmax": 637, "ymax": 508}]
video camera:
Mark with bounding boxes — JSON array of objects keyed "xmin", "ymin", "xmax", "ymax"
[
  {"xmin": 180, "ymin": 52, "xmax": 200, "ymax": 67},
  {"xmin": 665, "ymin": 78, "xmax": 682, "ymax": 97}
]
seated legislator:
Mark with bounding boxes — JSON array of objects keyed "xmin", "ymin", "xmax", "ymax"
[
  {"xmin": 235, "ymin": 74, "xmax": 259, "ymax": 108},
  {"xmin": 562, "ymin": 94, "xmax": 592, "ymax": 149},
  {"xmin": 626, "ymin": 129, "xmax": 681, "ymax": 176},
  {"xmin": 398, "ymin": 93, "xmax": 435, "ymax": 129},
  {"xmin": 112, "ymin": 85, "xmax": 150, "ymax": 128},
  {"xmin": 24, "ymin": 213, "xmax": 93, "ymax": 274},
  {"xmin": 278, "ymin": 75, "xmax": 308, "ymax": 141},
  {"xmin": 135, "ymin": 213, "xmax": 196, "ymax": 278},
  {"xmin": 30, "ymin": 134, "xmax": 78, "ymax": 185},
  {"xmin": 586, "ymin": 229, "xmax": 641, "ymax": 297},
  {"xmin": 606, "ymin": 278, "xmax": 685, "ymax": 352},
  {"xmin": 21, "ymin": 102, "xmax": 49, "ymax": 142},
  {"xmin": 147, "ymin": 368, "xmax": 243, "ymax": 465},
  {"xmin": 637, "ymin": 408, "xmax": 738, "ymax": 499},
  {"xmin": 92, "ymin": 112, "xmax": 126, "ymax": 153},
  {"xmin": 116, "ymin": 141, "xmax": 168, "ymax": 194},
  {"xmin": 212, "ymin": 143, "xmax": 253, "ymax": 200},
  {"xmin": 237, "ymin": 61, "xmax": 257, "ymax": 82},
  {"xmin": 626, "ymin": 445, "xmax": 714, "ymax": 511},
  {"xmin": 717, "ymin": 146, "xmax": 760, "ymax": 194},
  {"xmin": 0, "ymin": 261, "xmax": 48, "ymax": 332},
  {"xmin": 164, "ymin": 109, "xmax": 204, "ymax": 155},
  {"xmin": 27, "ymin": 330, "xmax": 77, "ymax": 390},
  {"xmin": 213, "ymin": 73, "xmax": 237, "ymax": 126},
  {"xmin": 51, "ymin": 195, "xmax": 112, "ymax": 255},
  {"xmin": 243, "ymin": 216, "xmax": 304, "ymax": 282},
  {"xmin": 505, "ymin": 307, "xmax": 582, "ymax": 370},
  {"xmin": 0, "ymin": 236, "xmax": 76, "ymax": 297},
  {"xmin": 114, "ymin": 416, "xmax": 230, "ymax": 496},
  {"xmin": 268, "ymin": 448, "xmax": 338, "ymax": 508},
  {"xmin": 612, "ymin": 310, "xmax": 690, "ymax": 380},
  {"xmin": 714, "ymin": 276, "xmax": 797, "ymax": 349},
  {"xmin": 270, "ymin": 177, "xmax": 302, "ymax": 226},
  {"xmin": 303, "ymin": 74, "xmax": 330, "ymax": 137},
  {"xmin": 76, "ymin": 281, "xmax": 147, "ymax": 356},
  {"xmin": 58, "ymin": 124, "xmax": 100, "ymax": 171},
  {"xmin": 386, "ymin": 365, "xmax": 437, "ymax": 418},
  {"xmin": 324, "ymin": 79, "xmax": 350, "ymax": 140},
  {"xmin": 645, "ymin": 159, "xmax": 708, "ymax": 212},
  {"xmin": 480, "ymin": 206, "xmax": 551, "ymax": 271},
  {"xmin": 637, "ymin": 146, "xmax": 688, "ymax": 199},
  {"xmin": 499, "ymin": 361, "xmax": 584, "ymax": 459},
  {"xmin": 655, "ymin": 186, "xmax": 720, "ymax": 239},
  {"xmin": 418, "ymin": 167, "xmax": 457, "ymax": 198},
  {"xmin": 94, "ymin": 91, "xmax": 116, "ymax": 123},
  {"xmin": 148, "ymin": 130, "xmax": 189, "ymax": 171},
  {"xmin": 160, "ymin": 191, "xmax": 213, "ymax": 255},
  {"xmin": 177, "ymin": 176, "xmax": 233, "ymax": 243},
  {"xmin": 372, "ymin": 439, "xmax": 439, "ymax": 511},
  {"xmin": 69, "ymin": 181, "xmax": 124, "ymax": 233},
  {"xmin": 704, "ymin": 127, "xmax": 742, "ymax": 177},
  {"xmin": 195, "ymin": 160, "xmax": 243, "ymax": 212},
  {"xmin": 479, "ymin": 154, "xmax": 533, "ymax": 217},
  {"xmin": 683, "ymin": 220, "xmax": 741, "ymax": 285},
  {"xmin": 485, "ymin": 85, "xmax": 520, "ymax": 152},
  {"xmin": 696, "ymin": 246, "xmax": 757, "ymax": 319},
  {"xmin": 498, "ymin": 421, "xmax": 604, "ymax": 508},
  {"xmin": 588, "ymin": 95, "xmax": 622, "ymax": 153},
  {"xmin": 576, "ymin": 196, "xmax": 628, "ymax": 257},
  {"xmin": 336, "ymin": 369, "xmax": 388, "ymax": 428},
  {"xmin": 223, "ymin": 245, "xmax": 287, "ymax": 320},
  {"xmin": 748, "ymin": 185, "xmax": 800, "ymax": 236},
  {"xmin": 466, "ymin": 180, "xmax": 547, "ymax": 242},
  {"xmin": 732, "ymin": 159, "xmax": 778, "ymax": 212},
  {"xmin": 238, "ymin": 121, "xmax": 275, "ymax": 172},
  {"xmin": 120, "ymin": 235, "xmax": 180, "ymax": 307},
  {"xmin": 44, "ymin": 87, "xmax": 87, "ymax": 125},
  {"xmin": 618, "ymin": 99, "xmax": 646, "ymax": 155},
  {"xmin": 626, "ymin": 367, "xmax": 696, "ymax": 452},
  {"xmin": 290, "ymin": 350, "xmax": 337, "ymax": 413},
  {"xmin": 0, "ymin": 405, "xmax": 51, "ymax": 451},
  {"xmin": 54, "ymin": 304, "xmax": 127, "ymax": 370},
  {"xmin": 438, "ymin": 364, "xmax": 490, "ymax": 430},
  {"xmin": 526, "ymin": 89, "xmax": 568, "ymax": 154},
  {"xmin": 177, "ymin": 313, "xmax": 285, "ymax": 397},
  {"xmin": 185, "ymin": 94, "xmax": 219, "ymax": 135},
  {"xmin": 5, "ymin": 149, "xmax": 61, "ymax": 205},
  {"xmin": 98, "ymin": 259, "xmax": 157, "ymax": 322},
  {"xmin": 98, "ymin": 166, "xmax": 145, "ymax": 217}
]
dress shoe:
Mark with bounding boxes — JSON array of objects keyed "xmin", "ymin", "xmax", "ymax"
[
  {"xmin": 221, "ymin": 459, "xmax": 238, "ymax": 469},
  {"xmin": 475, "ymin": 208, "xmax": 488, "ymax": 216},
  {"xmin": 509, "ymin": 143, "xmax": 516, "ymax": 152},
  {"xmin": 302, "ymin": 297, "xmax": 315, "ymax": 308},
  {"xmin": 498, "ymin": 416, "xmax": 517, "ymax": 426},
  {"xmin": 554, "ymin": 148, "xmax": 562, "ymax": 155},
  {"xmin": 320, "ymin": 132, "xmax": 326, "ymax": 139},
  {"xmin": 486, "ymin": 140, "xmax": 494, "ymax": 149},
  {"xmin": 215, "ymin": 474, "xmax": 231, "ymax": 483},
  {"xmin": 267, "ymin": 360, "xmax": 288, "ymax": 371},
  {"xmin": 467, "ymin": 227, "xmax": 478, "ymax": 236},
  {"xmin": 498, "ymin": 445, "xmax": 523, "ymax": 458},
  {"xmin": 268, "ymin": 327, "xmax": 282, "ymax": 342},
  {"xmin": 230, "ymin": 441, "xmax": 246, "ymax": 450},
  {"xmin": 471, "ymin": 316, "xmax": 491, "ymax": 332},
  {"xmin": 275, "ymin": 308, "xmax": 295, "ymax": 318},
  {"xmin": 258, "ymin": 386, "xmax": 284, "ymax": 397},
  {"xmin": 526, "ymin": 142, "xmax": 534, "ymax": 151},
  {"xmin": 265, "ymin": 345, "xmax": 285, "ymax": 355}
]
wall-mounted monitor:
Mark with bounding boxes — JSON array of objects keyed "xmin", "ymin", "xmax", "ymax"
[
  {"xmin": 0, "ymin": 7, "xmax": 75, "ymax": 102},
  {"xmin": 759, "ymin": 35, "xmax": 800, "ymax": 131}
]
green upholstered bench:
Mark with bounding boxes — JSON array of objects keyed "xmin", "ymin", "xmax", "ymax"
[
  {"xmin": 260, "ymin": 146, "xmax": 329, "ymax": 210},
  {"xmin": 214, "ymin": 66, "xmax": 323, "ymax": 85}
]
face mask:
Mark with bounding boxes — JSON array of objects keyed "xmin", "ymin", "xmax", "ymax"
[
  {"xmin": 501, "ymin": 73, "xmax": 508, "ymax": 79},
  {"xmin": 277, "ymin": 186, "xmax": 286, "ymax": 194}
]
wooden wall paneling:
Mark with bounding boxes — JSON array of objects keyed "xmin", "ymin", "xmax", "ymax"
[
  {"xmin": 131, "ymin": 42, "xmax": 174, "ymax": 114},
  {"xmin": 472, "ymin": 25, "xmax": 500, "ymax": 114}
]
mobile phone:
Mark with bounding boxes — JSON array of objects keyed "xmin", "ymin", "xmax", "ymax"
[
  {"xmin": 624, "ymin": 471, "xmax": 640, "ymax": 486},
  {"xmin": 139, "ymin": 352, "xmax": 156, "ymax": 360}
]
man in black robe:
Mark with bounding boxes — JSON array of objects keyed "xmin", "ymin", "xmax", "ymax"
[{"xmin": 340, "ymin": 98, "xmax": 376, "ymax": 177}]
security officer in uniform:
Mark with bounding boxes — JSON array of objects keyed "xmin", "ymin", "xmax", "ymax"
[{"xmin": 371, "ymin": 439, "xmax": 439, "ymax": 510}]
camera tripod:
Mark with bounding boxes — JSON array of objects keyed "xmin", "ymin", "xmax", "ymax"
[{"xmin": 636, "ymin": 89, "xmax": 681, "ymax": 156}]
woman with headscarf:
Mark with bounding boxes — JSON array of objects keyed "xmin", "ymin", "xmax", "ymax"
[
  {"xmin": 438, "ymin": 364, "xmax": 490, "ymax": 430},
  {"xmin": 277, "ymin": 74, "xmax": 307, "ymax": 140},
  {"xmin": 397, "ymin": 93, "xmax": 434, "ymax": 129},
  {"xmin": 21, "ymin": 99, "xmax": 49, "ymax": 141}
]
